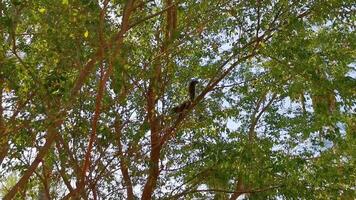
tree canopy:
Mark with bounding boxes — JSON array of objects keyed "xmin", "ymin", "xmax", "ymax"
[{"xmin": 0, "ymin": 0, "xmax": 355, "ymax": 199}]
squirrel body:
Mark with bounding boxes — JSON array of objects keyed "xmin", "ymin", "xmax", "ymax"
[{"xmin": 172, "ymin": 79, "xmax": 198, "ymax": 113}]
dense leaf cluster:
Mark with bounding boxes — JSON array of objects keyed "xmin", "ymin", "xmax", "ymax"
[{"xmin": 0, "ymin": 0, "xmax": 354, "ymax": 199}]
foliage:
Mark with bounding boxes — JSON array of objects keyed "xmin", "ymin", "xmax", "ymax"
[{"xmin": 0, "ymin": 0, "xmax": 355, "ymax": 199}]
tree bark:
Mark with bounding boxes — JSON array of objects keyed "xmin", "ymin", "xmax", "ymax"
[
  {"xmin": 115, "ymin": 118, "xmax": 135, "ymax": 200},
  {"xmin": 141, "ymin": 84, "xmax": 162, "ymax": 199},
  {"xmin": 0, "ymin": 78, "xmax": 8, "ymax": 165},
  {"xmin": 4, "ymin": 123, "xmax": 59, "ymax": 200}
]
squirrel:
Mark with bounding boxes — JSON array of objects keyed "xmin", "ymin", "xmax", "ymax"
[{"xmin": 172, "ymin": 79, "xmax": 199, "ymax": 113}]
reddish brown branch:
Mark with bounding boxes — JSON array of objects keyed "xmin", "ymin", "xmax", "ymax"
[
  {"xmin": 115, "ymin": 117, "xmax": 135, "ymax": 200},
  {"xmin": 0, "ymin": 78, "xmax": 6, "ymax": 164},
  {"xmin": 129, "ymin": 3, "xmax": 177, "ymax": 29},
  {"xmin": 141, "ymin": 82, "xmax": 162, "ymax": 199},
  {"xmin": 66, "ymin": 1, "xmax": 135, "ymax": 198},
  {"xmin": 80, "ymin": 0, "xmax": 135, "ymax": 195},
  {"xmin": 229, "ymin": 178, "xmax": 245, "ymax": 200},
  {"xmin": 3, "ymin": 121, "xmax": 61, "ymax": 200},
  {"xmin": 80, "ymin": 61, "xmax": 106, "ymax": 187},
  {"xmin": 3, "ymin": 1, "xmax": 137, "ymax": 198}
]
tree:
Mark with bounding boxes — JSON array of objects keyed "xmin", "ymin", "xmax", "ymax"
[{"xmin": 0, "ymin": 0, "xmax": 355, "ymax": 199}]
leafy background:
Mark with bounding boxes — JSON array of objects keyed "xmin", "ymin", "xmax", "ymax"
[{"xmin": 0, "ymin": 0, "xmax": 355, "ymax": 199}]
